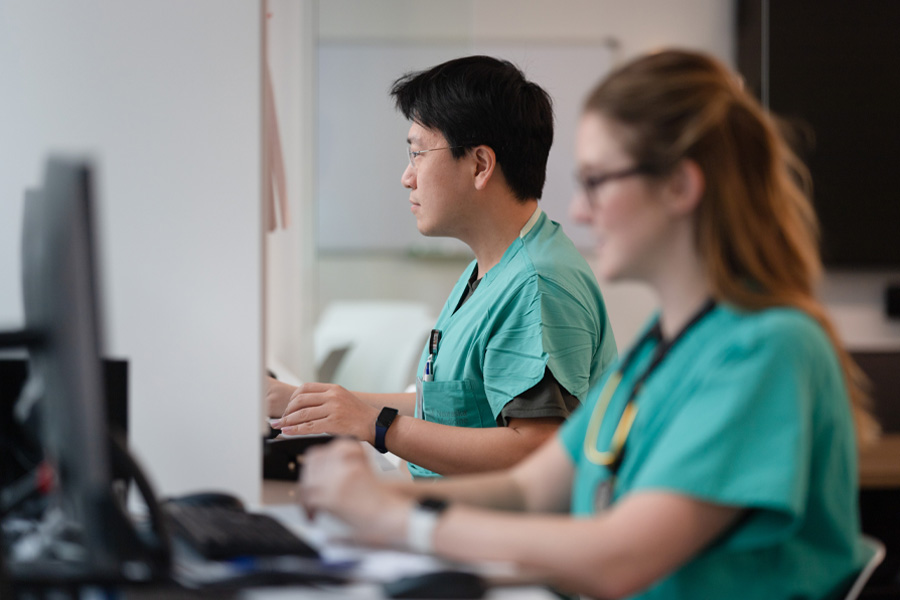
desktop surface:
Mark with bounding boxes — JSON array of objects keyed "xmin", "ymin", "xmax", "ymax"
[
  {"xmin": 114, "ymin": 444, "xmax": 555, "ymax": 600},
  {"xmin": 110, "ymin": 481, "xmax": 558, "ymax": 600}
]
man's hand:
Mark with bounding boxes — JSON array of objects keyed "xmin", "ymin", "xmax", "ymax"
[
  {"xmin": 299, "ymin": 439, "xmax": 412, "ymax": 547},
  {"xmin": 266, "ymin": 376, "xmax": 298, "ymax": 418},
  {"xmin": 272, "ymin": 382, "xmax": 381, "ymax": 443}
]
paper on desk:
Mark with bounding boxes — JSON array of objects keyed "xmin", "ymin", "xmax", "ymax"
[
  {"xmin": 259, "ymin": 505, "xmax": 524, "ymax": 588},
  {"xmin": 331, "ymin": 544, "xmax": 522, "ymax": 584},
  {"xmin": 314, "ymin": 525, "xmax": 455, "ymax": 582},
  {"xmin": 257, "ymin": 506, "xmax": 436, "ymax": 580},
  {"xmin": 351, "ymin": 550, "xmax": 453, "ymax": 582},
  {"xmin": 310, "ymin": 513, "xmax": 524, "ymax": 583}
]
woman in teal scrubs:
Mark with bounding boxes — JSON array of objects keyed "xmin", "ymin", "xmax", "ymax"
[{"xmin": 299, "ymin": 50, "xmax": 879, "ymax": 599}]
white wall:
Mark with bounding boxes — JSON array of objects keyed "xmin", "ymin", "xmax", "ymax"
[
  {"xmin": 0, "ymin": 1, "xmax": 264, "ymax": 501},
  {"xmin": 318, "ymin": 0, "xmax": 734, "ymax": 59},
  {"xmin": 315, "ymin": 0, "xmax": 731, "ymax": 350},
  {"xmin": 265, "ymin": 1, "xmax": 318, "ymax": 382},
  {"xmin": 315, "ymin": 0, "xmax": 900, "ymax": 354},
  {"xmin": 822, "ymin": 273, "xmax": 900, "ymax": 350}
]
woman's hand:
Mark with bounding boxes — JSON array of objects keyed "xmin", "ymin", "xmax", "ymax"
[{"xmin": 298, "ymin": 439, "xmax": 412, "ymax": 547}]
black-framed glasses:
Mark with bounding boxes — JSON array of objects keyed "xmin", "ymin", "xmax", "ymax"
[
  {"xmin": 407, "ymin": 146, "xmax": 463, "ymax": 168},
  {"xmin": 576, "ymin": 165, "xmax": 653, "ymax": 206}
]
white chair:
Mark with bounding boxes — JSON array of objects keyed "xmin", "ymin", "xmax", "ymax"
[
  {"xmin": 843, "ymin": 534, "xmax": 886, "ymax": 600},
  {"xmin": 313, "ymin": 301, "xmax": 436, "ymax": 394}
]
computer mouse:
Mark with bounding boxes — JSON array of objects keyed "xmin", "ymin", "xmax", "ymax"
[
  {"xmin": 383, "ymin": 570, "xmax": 487, "ymax": 599},
  {"xmin": 165, "ymin": 491, "xmax": 245, "ymax": 511}
]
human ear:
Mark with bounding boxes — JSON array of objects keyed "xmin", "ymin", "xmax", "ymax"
[
  {"xmin": 471, "ymin": 145, "xmax": 497, "ymax": 191},
  {"xmin": 665, "ymin": 159, "xmax": 705, "ymax": 216}
]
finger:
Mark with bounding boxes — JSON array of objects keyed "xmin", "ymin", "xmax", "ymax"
[
  {"xmin": 297, "ymin": 492, "xmax": 319, "ymax": 522},
  {"xmin": 281, "ymin": 387, "xmax": 335, "ymax": 418},
  {"xmin": 332, "ymin": 437, "xmax": 367, "ymax": 459},
  {"xmin": 305, "ymin": 442, "xmax": 330, "ymax": 460},
  {"xmin": 276, "ymin": 404, "xmax": 331, "ymax": 430},
  {"xmin": 306, "ymin": 440, "xmax": 363, "ymax": 476},
  {"xmin": 297, "ymin": 381, "xmax": 340, "ymax": 394},
  {"xmin": 280, "ymin": 419, "xmax": 328, "ymax": 436},
  {"xmin": 299, "ymin": 447, "xmax": 342, "ymax": 505},
  {"xmin": 295, "ymin": 479, "xmax": 317, "ymax": 521}
]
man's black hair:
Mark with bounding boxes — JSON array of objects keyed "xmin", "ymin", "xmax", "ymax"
[{"xmin": 391, "ymin": 55, "xmax": 554, "ymax": 202}]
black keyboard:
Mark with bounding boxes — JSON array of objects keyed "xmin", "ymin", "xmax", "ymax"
[{"xmin": 163, "ymin": 503, "xmax": 320, "ymax": 561}]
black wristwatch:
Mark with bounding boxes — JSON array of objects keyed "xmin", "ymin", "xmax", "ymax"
[
  {"xmin": 374, "ymin": 407, "xmax": 399, "ymax": 454},
  {"xmin": 408, "ymin": 497, "xmax": 450, "ymax": 553},
  {"xmin": 418, "ymin": 497, "xmax": 449, "ymax": 513}
]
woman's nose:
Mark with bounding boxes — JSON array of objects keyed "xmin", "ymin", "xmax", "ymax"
[{"xmin": 570, "ymin": 189, "xmax": 593, "ymax": 225}]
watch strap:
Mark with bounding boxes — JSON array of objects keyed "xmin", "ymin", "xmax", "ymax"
[
  {"xmin": 407, "ymin": 497, "xmax": 449, "ymax": 554},
  {"xmin": 374, "ymin": 407, "xmax": 399, "ymax": 454}
]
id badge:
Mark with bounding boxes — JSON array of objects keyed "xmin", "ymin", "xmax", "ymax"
[
  {"xmin": 415, "ymin": 376, "xmax": 424, "ymax": 420},
  {"xmin": 594, "ymin": 476, "xmax": 615, "ymax": 513}
]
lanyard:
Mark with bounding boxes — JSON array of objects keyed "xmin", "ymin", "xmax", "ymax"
[{"xmin": 583, "ymin": 299, "xmax": 717, "ymax": 470}]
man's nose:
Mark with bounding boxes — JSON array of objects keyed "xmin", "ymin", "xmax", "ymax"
[{"xmin": 401, "ymin": 163, "xmax": 416, "ymax": 189}]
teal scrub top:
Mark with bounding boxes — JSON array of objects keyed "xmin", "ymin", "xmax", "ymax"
[
  {"xmin": 559, "ymin": 304, "xmax": 867, "ymax": 600},
  {"xmin": 409, "ymin": 211, "xmax": 617, "ymax": 478}
]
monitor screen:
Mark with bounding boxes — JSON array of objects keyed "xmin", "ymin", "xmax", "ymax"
[
  {"xmin": 737, "ymin": 0, "xmax": 900, "ymax": 267},
  {"xmin": 4, "ymin": 158, "xmax": 166, "ymax": 584}
]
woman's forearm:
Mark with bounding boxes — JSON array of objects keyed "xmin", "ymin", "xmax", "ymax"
[
  {"xmin": 386, "ymin": 437, "xmax": 574, "ymax": 514},
  {"xmin": 387, "ymin": 468, "xmax": 528, "ymax": 511},
  {"xmin": 430, "ymin": 493, "xmax": 743, "ymax": 600}
]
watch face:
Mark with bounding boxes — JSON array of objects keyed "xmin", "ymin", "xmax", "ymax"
[
  {"xmin": 377, "ymin": 407, "xmax": 399, "ymax": 428},
  {"xmin": 419, "ymin": 497, "xmax": 449, "ymax": 513}
]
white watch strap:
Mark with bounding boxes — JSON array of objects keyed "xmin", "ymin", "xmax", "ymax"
[{"xmin": 407, "ymin": 505, "xmax": 442, "ymax": 554}]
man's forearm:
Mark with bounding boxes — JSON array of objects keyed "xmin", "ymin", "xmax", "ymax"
[
  {"xmin": 352, "ymin": 391, "xmax": 416, "ymax": 416},
  {"xmin": 383, "ymin": 416, "xmax": 560, "ymax": 476}
]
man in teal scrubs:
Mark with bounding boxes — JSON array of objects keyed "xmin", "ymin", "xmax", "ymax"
[{"xmin": 271, "ymin": 56, "xmax": 617, "ymax": 477}]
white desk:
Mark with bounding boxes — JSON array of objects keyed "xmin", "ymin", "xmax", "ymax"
[
  {"xmin": 244, "ymin": 498, "xmax": 557, "ymax": 599},
  {"xmin": 246, "ymin": 446, "xmax": 558, "ymax": 600},
  {"xmin": 241, "ymin": 584, "xmax": 559, "ymax": 600}
]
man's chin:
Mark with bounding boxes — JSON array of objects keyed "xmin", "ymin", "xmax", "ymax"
[
  {"xmin": 416, "ymin": 224, "xmax": 438, "ymax": 237},
  {"xmin": 413, "ymin": 218, "xmax": 453, "ymax": 239}
]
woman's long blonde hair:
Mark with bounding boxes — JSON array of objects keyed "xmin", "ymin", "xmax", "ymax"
[{"xmin": 584, "ymin": 49, "xmax": 878, "ymax": 446}]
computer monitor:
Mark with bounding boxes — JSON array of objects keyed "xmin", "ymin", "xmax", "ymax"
[
  {"xmin": 24, "ymin": 159, "xmax": 116, "ymax": 571},
  {"xmin": 5, "ymin": 158, "xmax": 168, "ymax": 584},
  {"xmin": 736, "ymin": 0, "xmax": 900, "ymax": 267}
]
